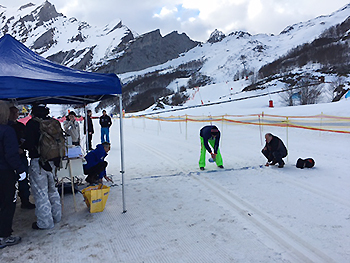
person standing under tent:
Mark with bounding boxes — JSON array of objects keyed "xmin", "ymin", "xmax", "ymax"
[
  {"xmin": 99, "ymin": 110, "xmax": 112, "ymax": 143},
  {"xmin": 0, "ymin": 100, "xmax": 26, "ymax": 249},
  {"xmin": 8, "ymin": 106, "xmax": 35, "ymax": 209},
  {"xmin": 84, "ymin": 110, "xmax": 94, "ymax": 150},
  {"xmin": 63, "ymin": 111, "xmax": 80, "ymax": 146},
  {"xmin": 262, "ymin": 133, "xmax": 288, "ymax": 168},
  {"xmin": 25, "ymin": 104, "xmax": 62, "ymax": 230},
  {"xmin": 199, "ymin": 125, "xmax": 224, "ymax": 170}
]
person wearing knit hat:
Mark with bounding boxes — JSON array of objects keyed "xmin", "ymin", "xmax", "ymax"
[{"xmin": 199, "ymin": 125, "xmax": 224, "ymax": 170}]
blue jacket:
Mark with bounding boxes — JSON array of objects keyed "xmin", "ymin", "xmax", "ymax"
[
  {"xmin": 200, "ymin": 125, "xmax": 220, "ymax": 154},
  {"xmin": 0, "ymin": 124, "xmax": 25, "ymax": 174},
  {"xmin": 83, "ymin": 144, "xmax": 108, "ymax": 178}
]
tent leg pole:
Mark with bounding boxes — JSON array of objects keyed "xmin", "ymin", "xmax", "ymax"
[
  {"xmin": 84, "ymin": 105, "xmax": 89, "ymax": 153},
  {"xmin": 119, "ymin": 94, "xmax": 126, "ymax": 213}
]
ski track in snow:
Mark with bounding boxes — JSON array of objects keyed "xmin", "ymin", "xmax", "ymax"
[
  {"xmin": 128, "ymin": 133, "xmax": 336, "ymax": 263},
  {"xmin": 2, "ymin": 110, "xmax": 349, "ymax": 262}
]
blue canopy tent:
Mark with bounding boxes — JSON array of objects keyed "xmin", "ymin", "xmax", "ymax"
[{"xmin": 0, "ymin": 34, "xmax": 126, "ymax": 212}]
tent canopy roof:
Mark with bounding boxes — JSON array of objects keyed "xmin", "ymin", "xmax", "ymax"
[{"xmin": 0, "ymin": 34, "xmax": 122, "ymax": 105}]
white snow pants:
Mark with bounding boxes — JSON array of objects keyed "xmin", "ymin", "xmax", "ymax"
[{"xmin": 29, "ymin": 158, "xmax": 61, "ymax": 229}]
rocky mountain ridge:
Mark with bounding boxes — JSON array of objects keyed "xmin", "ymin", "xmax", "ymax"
[
  {"xmin": 0, "ymin": 1, "xmax": 198, "ymax": 73},
  {"xmin": 1, "ymin": 1, "xmax": 350, "ymax": 112}
]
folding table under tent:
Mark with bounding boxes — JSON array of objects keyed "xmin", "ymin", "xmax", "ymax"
[{"xmin": 0, "ymin": 34, "xmax": 126, "ymax": 212}]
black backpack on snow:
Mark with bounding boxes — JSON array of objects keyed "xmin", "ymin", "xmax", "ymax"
[{"xmin": 296, "ymin": 158, "xmax": 315, "ymax": 169}]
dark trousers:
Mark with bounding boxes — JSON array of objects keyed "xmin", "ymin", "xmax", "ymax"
[
  {"xmin": 262, "ymin": 148, "xmax": 287, "ymax": 164},
  {"xmin": 0, "ymin": 170, "xmax": 17, "ymax": 237},
  {"xmin": 84, "ymin": 161, "xmax": 107, "ymax": 182},
  {"xmin": 87, "ymin": 133, "xmax": 93, "ymax": 150},
  {"xmin": 18, "ymin": 178, "xmax": 30, "ymax": 203},
  {"xmin": 18, "ymin": 155, "xmax": 30, "ymax": 203}
]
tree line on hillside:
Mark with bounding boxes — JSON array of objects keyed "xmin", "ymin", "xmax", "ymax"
[
  {"xmin": 253, "ymin": 18, "xmax": 350, "ymax": 106},
  {"xmin": 95, "ymin": 59, "xmax": 210, "ymax": 113},
  {"xmin": 259, "ymin": 17, "xmax": 350, "ymax": 78}
]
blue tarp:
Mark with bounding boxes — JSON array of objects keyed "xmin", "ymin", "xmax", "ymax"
[{"xmin": 0, "ymin": 34, "xmax": 122, "ymax": 104}]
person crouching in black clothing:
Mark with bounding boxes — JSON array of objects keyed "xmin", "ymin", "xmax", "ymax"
[{"xmin": 262, "ymin": 133, "xmax": 288, "ymax": 168}]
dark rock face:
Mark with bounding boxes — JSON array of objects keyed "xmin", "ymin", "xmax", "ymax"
[
  {"xmin": 33, "ymin": 1, "xmax": 63, "ymax": 25},
  {"xmin": 1, "ymin": 1, "xmax": 63, "ymax": 46},
  {"xmin": 0, "ymin": 1, "xmax": 202, "ymax": 112},
  {"xmin": 1, "ymin": 2, "xmax": 199, "ymax": 75},
  {"xmin": 32, "ymin": 28, "xmax": 56, "ymax": 51},
  {"xmin": 98, "ymin": 30, "xmax": 200, "ymax": 74}
]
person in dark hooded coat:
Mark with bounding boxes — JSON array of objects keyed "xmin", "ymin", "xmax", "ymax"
[
  {"xmin": 0, "ymin": 100, "xmax": 26, "ymax": 248},
  {"xmin": 262, "ymin": 133, "xmax": 288, "ymax": 168},
  {"xmin": 8, "ymin": 106, "xmax": 35, "ymax": 209}
]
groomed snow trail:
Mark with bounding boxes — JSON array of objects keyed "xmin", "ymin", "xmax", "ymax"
[{"xmin": 1, "ymin": 117, "xmax": 349, "ymax": 262}]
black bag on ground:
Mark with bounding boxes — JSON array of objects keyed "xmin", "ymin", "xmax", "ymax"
[
  {"xmin": 296, "ymin": 158, "xmax": 315, "ymax": 169},
  {"xmin": 57, "ymin": 182, "xmax": 80, "ymax": 195}
]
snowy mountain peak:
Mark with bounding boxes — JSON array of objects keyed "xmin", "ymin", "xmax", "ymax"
[
  {"xmin": 32, "ymin": 1, "xmax": 63, "ymax": 22},
  {"xmin": 279, "ymin": 2, "xmax": 350, "ymax": 36},
  {"xmin": 207, "ymin": 29, "xmax": 226, "ymax": 43},
  {"xmin": 2, "ymin": 1, "xmax": 350, "ymax": 113},
  {"xmin": 227, "ymin": 31, "xmax": 252, "ymax": 39}
]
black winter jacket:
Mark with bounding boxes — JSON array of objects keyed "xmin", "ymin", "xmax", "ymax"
[
  {"xmin": 8, "ymin": 120, "xmax": 26, "ymax": 157},
  {"xmin": 99, "ymin": 115, "xmax": 112, "ymax": 128},
  {"xmin": 264, "ymin": 135, "xmax": 288, "ymax": 157},
  {"xmin": 0, "ymin": 124, "xmax": 25, "ymax": 173},
  {"xmin": 84, "ymin": 115, "xmax": 94, "ymax": 134}
]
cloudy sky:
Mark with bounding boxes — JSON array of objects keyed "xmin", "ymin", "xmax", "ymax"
[{"xmin": 2, "ymin": 0, "xmax": 350, "ymax": 41}]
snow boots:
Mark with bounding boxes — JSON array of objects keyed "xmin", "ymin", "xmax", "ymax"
[{"xmin": 0, "ymin": 236, "xmax": 21, "ymax": 249}]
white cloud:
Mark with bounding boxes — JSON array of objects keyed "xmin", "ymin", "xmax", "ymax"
[
  {"xmin": 248, "ymin": 0, "xmax": 263, "ymax": 20},
  {"xmin": 1, "ymin": 0, "xmax": 349, "ymax": 41},
  {"xmin": 153, "ymin": 6, "xmax": 178, "ymax": 19}
]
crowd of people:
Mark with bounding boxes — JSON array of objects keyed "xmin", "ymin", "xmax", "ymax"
[
  {"xmin": 0, "ymin": 101, "xmax": 113, "ymax": 249},
  {"xmin": 0, "ymin": 100, "xmax": 289, "ymax": 249}
]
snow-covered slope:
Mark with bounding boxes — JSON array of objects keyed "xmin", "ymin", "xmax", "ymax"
[
  {"xmin": 121, "ymin": 2, "xmax": 350, "ymax": 85},
  {"xmin": 119, "ymin": 3, "xmax": 350, "ymax": 112},
  {"xmin": 0, "ymin": 2, "xmax": 131, "ymax": 69},
  {"xmin": 1, "ymin": 2, "xmax": 350, "ymax": 113},
  {"xmin": 0, "ymin": 1, "xmax": 198, "ymax": 73}
]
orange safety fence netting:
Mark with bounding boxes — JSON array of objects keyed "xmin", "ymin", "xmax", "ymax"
[{"xmin": 126, "ymin": 113, "xmax": 350, "ymax": 134}]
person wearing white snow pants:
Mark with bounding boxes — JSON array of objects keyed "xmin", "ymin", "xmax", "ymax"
[
  {"xmin": 25, "ymin": 104, "xmax": 62, "ymax": 230},
  {"xmin": 29, "ymin": 158, "xmax": 61, "ymax": 229}
]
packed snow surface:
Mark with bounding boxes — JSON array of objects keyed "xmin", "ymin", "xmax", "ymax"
[{"xmin": 1, "ymin": 95, "xmax": 349, "ymax": 262}]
